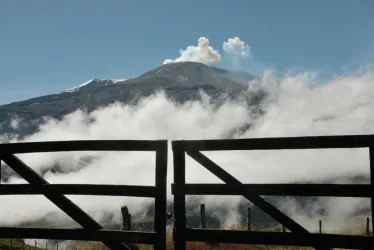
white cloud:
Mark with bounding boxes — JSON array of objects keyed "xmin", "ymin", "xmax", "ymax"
[
  {"xmin": 163, "ymin": 37, "xmax": 221, "ymax": 64},
  {"xmin": 162, "ymin": 59, "xmax": 174, "ymax": 64},
  {"xmin": 163, "ymin": 36, "xmax": 253, "ymax": 70},
  {"xmin": 1, "ymin": 67, "xmax": 374, "ymax": 233},
  {"xmin": 10, "ymin": 115, "xmax": 22, "ymax": 129},
  {"xmin": 222, "ymin": 37, "xmax": 256, "ymax": 71},
  {"xmin": 223, "ymin": 37, "xmax": 251, "ymax": 57}
]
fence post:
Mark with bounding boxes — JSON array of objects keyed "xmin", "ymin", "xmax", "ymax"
[
  {"xmin": 369, "ymin": 147, "xmax": 374, "ymax": 236},
  {"xmin": 34, "ymin": 240, "xmax": 36, "ymax": 250},
  {"xmin": 367, "ymin": 217, "xmax": 370, "ymax": 236},
  {"xmin": 120, "ymin": 206, "xmax": 139, "ymax": 250},
  {"xmin": 282, "ymin": 225, "xmax": 286, "ymax": 232},
  {"xmin": 154, "ymin": 141, "xmax": 167, "ymax": 250},
  {"xmin": 200, "ymin": 204, "xmax": 206, "ymax": 228},
  {"xmin": 319, "ymin": 220, "xmax": 322, "ymax": 234},
  {"xmin": 45, "ymin": 242, "xmax": 48, "ymax": 250},
  {"xmin": 10, "ymin": 238, "xmax": 13, "ymax": 249},
  {"xmin": 173, "ymin": 141, "xmax": 186, "ymax": 250},
  {"xmin": 121, "ymin": 205, "xmax": 132, "ymax": 230},
  {"xmin": 247, "ymin": 207, "xmax": 252, "ymax": 231},
  {"xmin": 56, "ymin": 244, "xmax": 58, "ymax": 250}
]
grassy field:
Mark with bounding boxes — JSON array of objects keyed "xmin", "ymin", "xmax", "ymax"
[
  {"xmin": 64, "ymin": 223, "xmax": 370, "ymax": 250},
  {"xmin": 0, "ymin": 239, "xmax": 45, "ymax": 250},
  {"xmin": 0, "ymin": 226, "xmax": 311, "ymax": 250},
  {"xmin": 2, "ymin": 222, "xmax": 369, "ymax": 250}
]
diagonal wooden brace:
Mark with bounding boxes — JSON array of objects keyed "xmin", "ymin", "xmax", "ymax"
[
  {"xmin": 187, "ymin": 150, "xmax": 330, "ymax": 250},
  {"xmin": 0, "ymin": 153, "xmax": 134, "ymax": 250}
]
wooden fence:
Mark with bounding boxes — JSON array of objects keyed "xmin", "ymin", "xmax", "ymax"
[
  {"xmin": 0, "ymin": 140, "xmax": 168, "ymax": 250},
  {"xmin": 2, "ymin": 136, "xmax": 374, "ymax": 249},
  {"xmin": 171, "ymin": 135, "xmax": 374, "ymax": 249},
  {"xmin": 199, "ymin": 203, "xmax": 372, "ymax": 235}
]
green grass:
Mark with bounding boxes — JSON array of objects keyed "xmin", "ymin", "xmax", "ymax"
[
  {"xmin": 0, "ymin": 239, "xmax": 45, "ymax": 250},
  {"xmin": 5, "ymin": 218, "xmax": 372, "ymax": 250}
]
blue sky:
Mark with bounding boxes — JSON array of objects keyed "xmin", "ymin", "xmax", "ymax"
[{"xmin": 1, "ymin": 0, "xmax": 374, "ymax": 104}]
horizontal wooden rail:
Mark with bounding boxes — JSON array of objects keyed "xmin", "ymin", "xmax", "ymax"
[
  {"xmin": 0, "ymin": 227, "xmax": 156, "ymax": 244},
  {"xmin": 171, "ymin": 184, "xmax": 371, "ymax": 197},
  {"xmin": 0, "ymin": 140, "xmax": 166, "ymax": 153},
  {"xmin": 174, "ymin": 134, "xmax": 374, "ymax": 151},
  {"xmin": 184, "ymin": 229, "xmax": 374, "ymax": 249},
  {"xmin": 0, "ymin": 184, "xmax": 158, "ymax": 197}
]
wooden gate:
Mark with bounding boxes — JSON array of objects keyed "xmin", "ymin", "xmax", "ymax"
[
  {"xmin": 172, "ymin": 135, "xmax": 374, "ymax": 249},
  {"xmin": 0, "ymin": 140, "xmax": 167, "ymax": 250}
]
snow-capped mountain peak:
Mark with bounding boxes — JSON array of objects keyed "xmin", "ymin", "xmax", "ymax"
[
  {"xmin": 1, "ymin": 62, "xmax": 259, "ymax": 138},
  {"xmin": 64, "ymin": 78, "xmax": 133, "ymax": 93}
]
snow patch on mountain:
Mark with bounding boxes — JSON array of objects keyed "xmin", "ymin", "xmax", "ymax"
[
  {"xmin": 64, "ymin": 79, "xmax": 95, "ymax": 93},
  {"xmin": 64, "ymin": 77, "xmax": 135, "ymax": 93},
  {"xmin": 112, "ymin": 79, "xmax": 128, "ymax": 83}
]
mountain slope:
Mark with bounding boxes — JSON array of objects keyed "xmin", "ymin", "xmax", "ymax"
[{"xmin": 0, "ymin": 62, "xmax": 257, "ymax": 137}]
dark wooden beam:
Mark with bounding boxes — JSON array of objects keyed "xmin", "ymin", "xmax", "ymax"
[
  {"xmin": 154, "ymin": 142, "xmax": 168, "ymax": 250},
  {"xmin": 172, "ymin": 183, "xmax": 371, "ymax": 197},
  {"xmin": 0, "ymin": 227, "xmax": 156, "ymax": 244},
  {"xmin": 0, "ymin": 184, "xmax": 158, "ymax": 197},
  {"xmin": 178, "ymin": 134, "xmax": 374, "ymax": 151},
  {"xmin": 0, "ymin": 140, "xmax": 166, "ymax": 153},
  {"xmin": 369, "ymin": 147, "xmax": 374, "ymax": 236},
  {"xmin": 172, "ymin": 141, "xmax": 187, "ymax": 250}
]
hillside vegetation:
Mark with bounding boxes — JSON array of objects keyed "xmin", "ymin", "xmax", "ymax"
[{"xmin": 64, "ymin": 223, "xmax": 369, "ymax": 250}]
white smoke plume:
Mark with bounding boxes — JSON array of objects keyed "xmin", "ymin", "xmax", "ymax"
[
  {"xmin": 223, "ymin": 37, "xmax": 251, "ymax": 58},
  {"xmin": 222, "ymin": 36, "xmax": 256, "ymax": 71},
  {"xmin": 1, "ymin": 66, "xmax": 374, "ymax": 233},
  {"xmin": 163, "ymin": 37, "xmax": 221, "ymax": 65}
]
